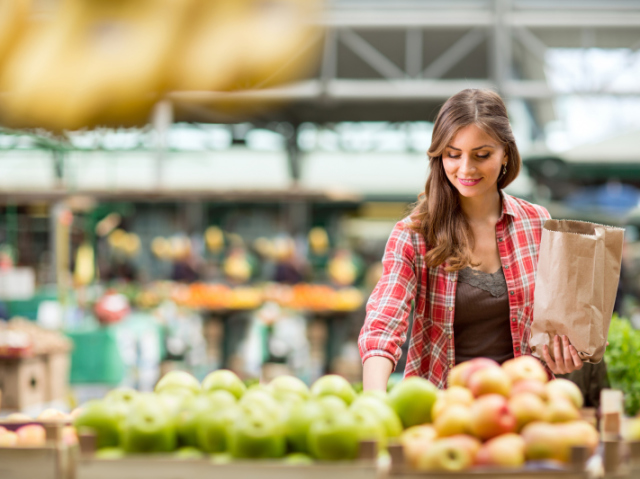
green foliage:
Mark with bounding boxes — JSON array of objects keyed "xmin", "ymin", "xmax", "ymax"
[{"xmin": 605, "ymin": 314, "xmax": 640, "ymax": 416}]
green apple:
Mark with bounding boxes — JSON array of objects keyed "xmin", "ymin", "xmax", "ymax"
[
  {"xmin": 176, "ymin": 395, "xmax": 214, "ymax": 447},
  {"xmin": 359, "ymin": 389, "xmax": 391, "ymax": 405},
  {"xmin": 317, "ymin": 394, "xmax": 348, "ymax": 412},
  {"xmin": 73, "ymin": 400, "xmax": 122, "ymax": 449},
  {"xmin": 120, "ymin": 395, "xmax": 176, "ymax": 453},
  {"xmin": 202, "ymin": 369, "xmax": 246, "ymax": 399},
  {"xmin": 155, "ymin": 371, "xmax": 201, "ymax": 395},
  {"xmin": 94, "ymin": 447, "xmax": 126, "ymax": 459},
  {"xmin": 351, "ymin": 396, "xmax": 403, "ymax": 439},
  {"xmin": 207, "ymin": 389, "xmax": 237, "ymax": 408},
  {"xmin": 105, "ymin": 387, "xmax": 139, "ymax": 406},
  {"xmin": 210, "ymin": 452, "xmax": 233, "ymax": 464},
  {"xmin": 310, "ymin": 375, "xmax": 357, "ymax": 405},
  {"xmin": 352, "ymin": 408, "xmax": 386, "ymax": 449},
  {"xmin": 196, "ymin": 405, "xmax": 241, "ymax": 453},
  {"xmin": 175, "ymin": 446, "xmax": 205, "ymax": 459},
  {"xmin": 307, "ymin": 409, "xmax": 359, "ymax": 461},
  {"xmin": 227, "ymin": 410, "xmax": 286, "ymax": 459},
  {"xmin": 285, "ymin": 400, "xmax": 327, "ymax": 453},
  {"xmin": 239, "ymin": 389, "xmax": 283, "ymax": 421},
  {"xmin": 388, "ymin": 377, "xmax": 438, "ymax": 427},
  {"xmin": 284, "ymin": 453, "xmax": 314, "ymax": 465},
  {"xmin": 267, "ymin": 376, "xmax": 310, "ymax": 401}
]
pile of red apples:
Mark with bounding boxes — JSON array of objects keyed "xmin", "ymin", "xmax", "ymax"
[{"xmin": 400, "ymin": 356, "xmax": 599, "ymax": 471}]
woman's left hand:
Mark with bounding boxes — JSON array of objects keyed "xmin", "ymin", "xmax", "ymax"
[{"xmin": 542, "ymin": 334, "xmax": 584, "ymax": 375}]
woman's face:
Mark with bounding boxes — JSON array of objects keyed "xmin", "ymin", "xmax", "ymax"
[{"xmin": 442, "ymin": 123, "xmax": 507, "ymax": 199}]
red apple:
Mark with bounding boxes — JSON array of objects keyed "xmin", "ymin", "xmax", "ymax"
[
  {"xmin": 508, "ymin": 392, "xmax": 547, "ymax": 431},
  {"xmin": 38, "ymin": 408, "xmax": 68, "ymax": 421},
  {"xmin": 501, "ymin": 356, "xmax": 548, "ymax": 384},
  {"xmin": 458, "ymin": 358, "xmax": 501, "ymax": 387},
  {"xmin": 432, "ymin": 386, "xmax": 474, "ymax": 418},
  {"xmin": 469, "ymin": 394, "xmax": 516, "ymax": 440},
  {"xmin": 400, "ymin": 425, "xmax": 437, "ymax": 468},
  {"xmin": 0, "ymin": 430, "xmax": 18, "ymax": 447},
  {"xmin": 6, "ymin": 413, "xmax": 32, "ymax": 422},
  {"xmin": 521, "ymin": 421, "xmax": 564, "ymax": 461},
  {"xmin": 468, "ymin": 366, "xmax": 512, "ymax": 397},
  {"xmin": 16, "ymin": 424, "xmax": 46, "ymax": 447},
  {"xmin": 475, "ymin": 433, "xmax": 525, "ymax": 467},
  {"xmin": 554, "ymin": 421, "xmax": 599, "ymax": 462},
  {"xmin": 545, "ymin": 379, "xmax": 584, "ymax": 409},
  {"xmin": 510, "ymin": 379, "xmax": 547, "ymax": 400},
  {"xmin": 446, "ymin": 434, "xmax": 481, "ymax": 459},
  {"xmin": 545, "ymin": 397, "xmax": 580, "ymax": 423},
  {"xmin": 434, "ymin": 404, "xmax": 473, "ymax": 437},
  {"xmin": 415, "ymin": 437, "xmax": 473, "ymax": 471}
]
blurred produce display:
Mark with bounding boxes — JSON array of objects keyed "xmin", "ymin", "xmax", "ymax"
[
  {"xmin": 0, "ymin": 317, "xmax": 72, "ymax": 358},
  {"xmin": 0, "ymin": 0, "xmax": 323, "ymax": 130},
  {"xmin": 605, "ymin": 314, "xmax": 640, "ymax": 416},
  {"xmin": 146, "ymin": 281, "xmax": 364, "ymax": 313}
]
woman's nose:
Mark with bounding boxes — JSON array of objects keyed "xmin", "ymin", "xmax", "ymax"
[{"xmin": 459, "ymin": 155, "xmax": 476, "ymax": 174}]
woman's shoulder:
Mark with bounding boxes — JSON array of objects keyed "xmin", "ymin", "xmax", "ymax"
[{"xmin": 502, "ymin": 192, "xmax": 551, "ymax": 223}]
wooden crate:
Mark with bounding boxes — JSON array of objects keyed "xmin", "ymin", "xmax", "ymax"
[
  {"xmin": 0, "ymin": 355, "xmax": 47, "ymax": 410},
  {"xmin": 76, "ymin": 456, "xmax": 379, "ymax": 479},
  {"xmin": 44, "ymin": 352, "xmax": 71, "ymax": 403},
  {"xmin": 386, "ymin": 443, "xmax": 591, "ymax": 479},
  {"xmin": 75, "ymin": 434, "xmax": 380, "ymax": 479},
  {"xmin": 0, "ymin": 423, "xmax": 72, "ymax": 479}
]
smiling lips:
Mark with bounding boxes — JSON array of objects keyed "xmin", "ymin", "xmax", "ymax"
[{"xmin": 458, "ymin": 178, "xmax": 482, "ymax": 186}]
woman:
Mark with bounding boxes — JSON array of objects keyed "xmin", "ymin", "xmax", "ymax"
[{"xmin": 359, "ymin": 89, "xmax": 583, "ymax": 391}]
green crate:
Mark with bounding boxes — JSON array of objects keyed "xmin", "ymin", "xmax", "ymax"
[
  {"xmin": 66, "ymin": 327, "xmax": 125, "ymax": 385},
  {"xmin": 6, "ymin": 289, "xmax": 59, "ymax": 320}
]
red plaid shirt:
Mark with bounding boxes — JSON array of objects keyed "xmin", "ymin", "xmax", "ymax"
[{"xmin": 359, "ymin": 191, "xmax": 551, "ymax": 388}]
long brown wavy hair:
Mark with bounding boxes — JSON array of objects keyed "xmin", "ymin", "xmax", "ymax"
[{"xmin": 408, "ymin": 88, "xmax": 521, "ymax": 271}]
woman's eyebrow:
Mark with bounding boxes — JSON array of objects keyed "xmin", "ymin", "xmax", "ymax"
[{"xmin": 447, "ymin": 144, "xmax": 495, "ymax": 151}]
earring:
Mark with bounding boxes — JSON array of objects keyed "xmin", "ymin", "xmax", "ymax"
[{"xmin": 501, "ymin": 163, "xmax": 507, "ymax": 177}]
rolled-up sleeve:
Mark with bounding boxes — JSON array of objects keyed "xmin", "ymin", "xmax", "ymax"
[{"xmin": 358, "ymin": 221, "xmax": 417, "ymax": 370}]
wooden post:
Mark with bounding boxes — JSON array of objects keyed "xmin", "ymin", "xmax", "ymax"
[
  {"xmin": 78, "ymin": 432, "xmax": 97, "ymax": 456},
  {"xmin": 603, "ymin": 440, "xmax": 621, "ymax": 475},
  {"xmin": 570, "ymin": 445, "xmax": 589, "ymax": 471},
  {"xmin": 630, "ymin": 441, "xmax": 640, "ymax": 471},
  {"xmin": 387, "ymin": 442, "xmax": 406, "ymax": 472},
  {"xmin": 357, "ymin": 440, "xmax": 378, "ymax": 462},
  {"xmin": 600, "ymin": 389, "xmax": 623, "ymax": 440}
]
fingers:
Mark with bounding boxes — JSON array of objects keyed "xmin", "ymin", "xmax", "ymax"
[
  {"xmin": 553, "ymin": 335, "xmax": 566, "ymax": 373},
  {"xmin": 569, "ymin": 345, "xmax": 583, "ymax": 370},
  {"xmin": 543, "ymin": 343, "xmax": 557, "ymax": 373},
  {"xmin": 562, "ymin": 335, "xmax": 573, "ymax": 371}
]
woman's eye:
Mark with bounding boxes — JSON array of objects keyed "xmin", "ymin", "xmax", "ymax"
[
  {"xmin": 447, "ymin": 153, "xmax": 460, "ymax": 159},
  {"xmin": 477, "ymin": 154, "xmax": 490, "ymax": 159}
]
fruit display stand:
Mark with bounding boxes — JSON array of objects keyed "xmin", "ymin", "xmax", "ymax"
[
  {"xmin": 0, "ymin": 421, "xmax": 74, "ymax": 479},
  {"xmin": 599, "ymin": 389, "xmax": 640, "ymax": 478},
  {"xmin": 75, "ymin": 433, "xmax": 381, "ymax": 479},
  {"xmin": 385, "ymin": 442, "xmax": 592, "ymax": 479}
]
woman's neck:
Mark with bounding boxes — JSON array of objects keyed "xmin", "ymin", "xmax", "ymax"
[{"xmin": 459, "ymin": 189, "xmax": 502, "ymax": 224}]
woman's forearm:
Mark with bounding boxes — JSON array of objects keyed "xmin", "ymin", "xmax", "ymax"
[{"xmin": 363, "ymin": 356, "xmax": 394, "ymax": 392}]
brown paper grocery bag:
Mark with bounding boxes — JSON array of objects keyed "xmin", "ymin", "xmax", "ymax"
[{"xmin": 530, "ymin": 220, "xmax": 624, "ymax": 364}]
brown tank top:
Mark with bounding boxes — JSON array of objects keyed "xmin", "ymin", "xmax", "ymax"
[{"xmin": 453, "ymin": 267, "xmax": 514, "ymax": 365}]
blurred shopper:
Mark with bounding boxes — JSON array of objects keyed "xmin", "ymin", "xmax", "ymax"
[{"xmin": 359, "ymin": 89, "xmax": 584, "ymax": 390}]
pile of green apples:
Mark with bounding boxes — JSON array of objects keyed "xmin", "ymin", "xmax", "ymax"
[
  {"xmin": 399, "ymin": 356, "xmax": 600, "ymax": 471},
  {"xmin": 73, "ymin": 369, "xmax": 430, "ymax": 461}
]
